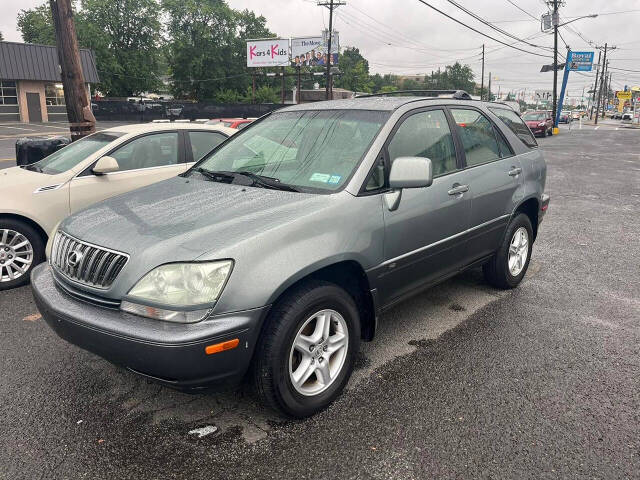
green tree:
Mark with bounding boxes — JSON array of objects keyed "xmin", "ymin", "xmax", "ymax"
[
  {"xmin": 163, "ymin": 0, "xmax": 273, "ymax": 100},
  {"xmin": 17, "ymin": 0, "xmax": 163, "ymax": 96},
  {"xmin": 77, "ymin": 0, "xmax": 163, "ymax": 96},
  {"xmin": 17, "ymin": 3, "xmax": 57, "ymax": 45},
  {"xmin": 334, "ymin": 47, "xmax": 373, "ymax": 93}
]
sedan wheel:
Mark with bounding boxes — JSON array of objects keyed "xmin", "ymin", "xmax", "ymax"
[{"xmin": 0, "ymin": 229, "xmax": 34, "ymax": 284}]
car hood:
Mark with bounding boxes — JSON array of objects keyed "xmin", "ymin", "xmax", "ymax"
[
  {"xmin": 0, "ymin": 165, "xmax": 68, "ymax": 191},
  {"xmin": 60, "ymin": 175, "xmax": 334, "ymax": 262}
]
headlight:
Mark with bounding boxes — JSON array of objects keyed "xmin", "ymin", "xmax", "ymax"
[
  {"xmin": 121, "ymin": 260, "xmax": 233, "ymax": 323},
  {"xmin": 538, "ymin": 122, "xmax": 546, "ymax": 127}
]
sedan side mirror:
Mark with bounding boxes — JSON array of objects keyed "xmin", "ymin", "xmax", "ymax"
[
  {"xmin": 385, "ymin": 157, "xmax": 433, "ymax": 211},
  {"xmin": 92, "ymin": 156, "xmax": 120, "ymax": 175}
]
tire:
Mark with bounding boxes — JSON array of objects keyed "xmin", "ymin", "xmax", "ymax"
[
  {"xmin": 547, "ymin": 127, "xmax": 552, "ymax": 136},
  {"xmin": 483, "ymin": 213, "xmax": 534, "ymax": 290},
  {"xmin": 0, "ymin": 219, "xmax": 45, "ymax": 290},
  {"xmin": 252, "ymin": 280, "xmax": 361, "ymax": 418}
]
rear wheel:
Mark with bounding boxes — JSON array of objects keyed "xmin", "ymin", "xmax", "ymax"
[
  {"xmin": 483, "ymin": 213, "xmax": 533, "ymax": 289},
  {"xmin": 0, "ymin": 219, "xmax": 45, "ymax": 290},
  {"xmin": 252, "ymin": 280, "xmax": 360, "ymax": 418}
]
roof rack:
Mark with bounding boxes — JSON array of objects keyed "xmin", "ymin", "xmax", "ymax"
[{"xmin": 355, "ymin": 90, "xmax": 472, "ymax": 100}]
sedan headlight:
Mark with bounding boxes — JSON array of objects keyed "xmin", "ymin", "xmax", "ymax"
[
  {"xmin": 538, "ymin": 122, "xmax": 546, "ymax": 127},
  {"xmin": 121, "ymin": 260, "xmax": 233, "ymax": 323}
]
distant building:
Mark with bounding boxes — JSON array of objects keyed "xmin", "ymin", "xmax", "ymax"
[{"xmin": 0, "ymin": 41, "xmax": 99, "ymax": 123}]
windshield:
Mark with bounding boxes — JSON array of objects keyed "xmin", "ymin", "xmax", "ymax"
[
  {"xmin": 522, "ymin": 112, "xmax": 547, "ymax": 122},
  {"xmin": 35, "ymin": 132, "xmax": 123, "ymax": 174},
  {"xmin": 192, "ymin": 109, "xmax": 389, "ymax": 192}
]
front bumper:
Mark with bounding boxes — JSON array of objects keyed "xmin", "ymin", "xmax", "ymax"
[{"xmin": 31, "ymin": 263, "xmax": 269, "ymax": 391}]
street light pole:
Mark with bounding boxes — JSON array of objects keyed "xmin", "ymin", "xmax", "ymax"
[{"xmin": 552, "ymin": 0, "xmax": 558, "ymax": 132}]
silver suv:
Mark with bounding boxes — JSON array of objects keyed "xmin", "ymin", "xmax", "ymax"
[{"xmin": 31, "ymin": 94, "xmax": 549, "ymax": 417}]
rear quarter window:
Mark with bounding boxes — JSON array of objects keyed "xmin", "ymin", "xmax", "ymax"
[{"xmin": 489, "ymin": 107, "xmax": 538, "ymax": 149}]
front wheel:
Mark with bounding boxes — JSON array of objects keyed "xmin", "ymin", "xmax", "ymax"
[
  {"xmin": 0, "ymin": 219, "xmax": 45, "ymax": 290},
  {"xmin": 252, "ymin": 280, "xmax": 360, "ymax": 418},
  {"xmin": 483, "ymin": 213, "xmax": 533, "ymax": 289}
]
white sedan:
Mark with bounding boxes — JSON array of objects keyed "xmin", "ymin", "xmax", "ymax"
[{"xmin": 0, "ymin": 122, "xmax": 236, "ymax": 289}]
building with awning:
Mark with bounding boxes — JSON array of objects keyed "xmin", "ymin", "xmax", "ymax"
[{"xmin": 0, "ymin": 41, "xmax": 99, "ymax": 123}]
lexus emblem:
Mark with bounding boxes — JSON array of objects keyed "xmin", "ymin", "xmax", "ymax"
[{"xmin": 67, "ymin": 250, "xmax": 84, "ymax": 268}]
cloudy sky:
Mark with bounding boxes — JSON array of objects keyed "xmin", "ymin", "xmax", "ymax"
[{"xmin": 3, "ymin": 0, "xmax": 639, "ymax": 99}]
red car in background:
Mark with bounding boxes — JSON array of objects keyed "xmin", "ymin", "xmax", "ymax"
[
  {"xmin": 522, "ymin": 111, "xmax": 553, "ymax": 137},
  {"xmin": 206, "ymin": 118, "xmax": 255, "ymax": 130}
]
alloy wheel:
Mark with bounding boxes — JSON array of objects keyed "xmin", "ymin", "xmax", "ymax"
[
  {"xmin": 288, "ymin": 309, "xmax": 349, "ymax": 396},
  {"xmin": 508, "ymin": 227, "xmax": 529, "ymax": 277},
  {"xmin": 0, "ymin": 229, "xmax": 34, "ymax": 283}
]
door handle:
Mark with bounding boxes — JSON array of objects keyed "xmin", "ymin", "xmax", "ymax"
[
  {"xmin": 508, "ymin": 167, "xmax": 522, "ymax": 177},
  {"xmin": 448, "ymin": 184, "xmax": 469, "ymax": 196}
]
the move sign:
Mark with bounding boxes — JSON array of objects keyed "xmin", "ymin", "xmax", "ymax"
[{"xmin": 246, "ymin": 39, "xmax": 289, "ymax": 67}]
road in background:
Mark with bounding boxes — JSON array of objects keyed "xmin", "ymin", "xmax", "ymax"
[{"xmin": 0, "ymin": 126, "xmax": 638, "ymax": 478}]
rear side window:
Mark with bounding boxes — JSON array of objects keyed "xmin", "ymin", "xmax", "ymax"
[
  {"xmin": 450, "ymin": 109, "xmax": 501, "ymax": 167},
  {"xmin": 189, "ymin": 131, "xmax": 228, "ymax": 162},
  {"xmin": 489, "ymin": 107, "xmax": 538, "ymax": 148}
]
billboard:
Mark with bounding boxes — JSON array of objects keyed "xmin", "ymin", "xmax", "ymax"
[
  {"xmin": 290, "ymin": 34, "xmax": 339, "ymax": 67},
  {"xmin": 568, "ymin": 51, "xmax": 594, "ymax": 72},
  {"xmin": 246, "ymin": 39, "xmax": 289, "ymax": 68}
]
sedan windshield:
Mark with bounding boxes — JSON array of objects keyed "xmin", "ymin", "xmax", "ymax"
[
  {"xmin": 522, "ymin": 113, "xmax": 546, "ymax": 122},
  {"xmin": 34, "ymin": 132, "xmax": 123, "ymax": 175},
  {"xmin": 193, "ymin": 109, "xmax": 389, "ymax": 192}
]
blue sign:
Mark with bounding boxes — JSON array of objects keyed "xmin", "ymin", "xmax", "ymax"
[{"xmin": 568, "ymin": 51, "xmax": 594, "ymax": 71}]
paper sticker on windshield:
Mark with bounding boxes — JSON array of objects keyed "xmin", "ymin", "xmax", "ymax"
[
  {"xmin": 310, "ymin": 173, "xmax": 331, "ymax": 183},
  {"xmin": 328, "ymin": 175, "xmax": 341, "ymax": 184}
]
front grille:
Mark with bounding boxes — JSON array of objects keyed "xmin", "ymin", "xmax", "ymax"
[{"xmin": 50, "ymin": 231, "xmax": 129, "ymax": 289}]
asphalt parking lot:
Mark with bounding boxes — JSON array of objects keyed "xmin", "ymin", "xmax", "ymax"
[{"xmin": 1, "ymin": 125, "xmax": 638, "ymax": 479}]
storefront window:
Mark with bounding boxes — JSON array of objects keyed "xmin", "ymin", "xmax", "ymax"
[
  {"xmin": 45, "ymin": 83, "xmax": 65, "ymax": 106},
  {"xmin": 0, "ymin": 80, "xmax": 18, "ymax": 105}
]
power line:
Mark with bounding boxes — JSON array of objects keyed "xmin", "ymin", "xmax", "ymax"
[
  {"xmin": 444, "ymin": 0, "xmax": 551, "ymax": 50},
  {"xmin": 414, "ymin": 0, "xmax": 552, "ymax": 58},
  {"xmin": 504, "ymin": 0, "xmax": 540, "ymax": 21}
]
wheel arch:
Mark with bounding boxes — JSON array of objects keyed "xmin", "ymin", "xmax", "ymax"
[
  {"xmin": 266, "ymin": 259, "xmax": 377, "ymax": 342},
  {"xmin": 512, "ymin": 196, "xmax": 540, "ymax": 240},
  {"xmin": 0, "ymin": 213, "xmax": 49, "ymax": 245}
]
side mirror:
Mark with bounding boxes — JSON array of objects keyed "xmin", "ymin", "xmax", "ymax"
[
  {"xmin": 92, "ymin": 156, "xmax": 120, "ymax": 175},
  {"xmin": 385, "ymin": 157, "xmax": 433, "ymax": 212},
  {"xmin": 389, "ymin": 156, "xmax": 433, "ymax": 189}
]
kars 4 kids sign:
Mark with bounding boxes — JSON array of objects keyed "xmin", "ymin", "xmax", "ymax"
[{"xmin": 246, "ymin": 39, "xmax": 289, "ymax": 67}]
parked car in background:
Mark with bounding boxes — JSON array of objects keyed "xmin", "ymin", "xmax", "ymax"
[
  {"xmin": 571, "ymin": 111, "xmax": 581, "ymax": 120},
  {"xmin": 207, "ymin": 118, "xmax": 256, "ymax": 130},
  {"xmin": 32, "ymin": 95, "xmax": 549, "ymax": 417},
  {"xmin": 621, "ymin": 112, "xmax": 633, "ymax": 123},
  {"xmin": 0, "ymin": 123, "xmax": 235, "ymax": 290},
  {"xmin": 612, "ymin": 111, "xmax": 623, "ymax": 120},
  {"xmin": 559, "ymin": 111, "xmax": 572, "ymax": 124},
  {"xmin": 522, "ymin": 111, "xmax": 553, "ymax": 136}
]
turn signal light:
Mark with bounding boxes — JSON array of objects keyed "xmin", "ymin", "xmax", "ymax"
[{"xmin": 205, "ymin": 338, "xmax": 239, "ymax": 355}]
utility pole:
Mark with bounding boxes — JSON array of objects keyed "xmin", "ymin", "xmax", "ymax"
[
  {"xmin": 480, "ymin": 44, "xmax": 485, "ymax": 101},
  {"xmin": 594, "ymin": 44, "xmax": 614, "ymax": 124},
  {"xmin": 590, "ymin": 50, "xmax": 601, "ymax": 119},
  {"xmin": 318, "ymin": 0, "xmax": 345, "ymax": 100},
  {"xmin": 551, "ymin": 0, "xmax": 559, "ymax": 132},
  {"xmin": 49, "ymin": 0, "xmax": 95, "ymax": 141},
  {"xmin": 487, "ymin": 72, "xmax": 492, "ymax": 101},
  {"xmin": 281, "ymin": 66, "xmax": 286, "ymax": 104}
]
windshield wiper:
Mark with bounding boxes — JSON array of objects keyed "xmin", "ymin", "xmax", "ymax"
[
  {"xmin": 22, "ymin": 163, "xmax": 43, "ymax": 173},
  {"xmin": 233, "ymin": 170, "xmax": 300, "ymax": 192},
  {"xmin": 193, "ymin": 167, "xmax": 236, "ymax": 183},
  {"xmin": 195, "ymin": 168, "xmax": 299, "ymax": 192}
]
